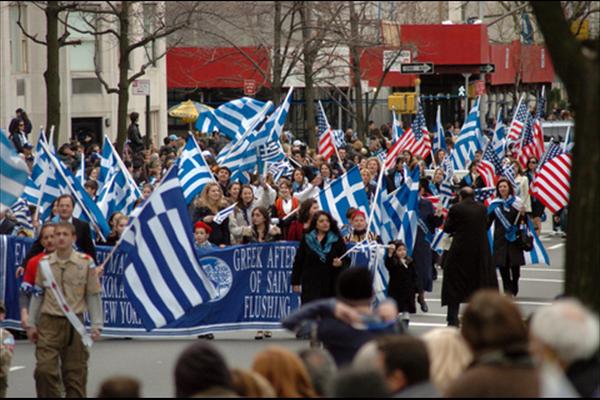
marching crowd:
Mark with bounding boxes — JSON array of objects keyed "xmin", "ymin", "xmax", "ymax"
[{"xmin": 1, "ymin": 108, "xmax": 596, "ymax": 398}]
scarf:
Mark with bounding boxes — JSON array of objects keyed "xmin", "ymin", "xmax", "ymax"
[
  {"xmin": 488, "ymin": 196, "xmax": 520, "ymax": 242},
  {"xmin": 306, "ymin": 230, "xmax": 339, "ymax": 263}
]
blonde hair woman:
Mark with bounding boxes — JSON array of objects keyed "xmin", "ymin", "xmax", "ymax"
[
  {"xmin": 190, "ymin": 182, "xmax": 231, "ymax": 246},
  {"xmin": 422, "ymin": 327, "xmax": 473, "ymax": 393}
]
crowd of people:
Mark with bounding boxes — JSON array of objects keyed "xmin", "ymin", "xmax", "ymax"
[{"xmin": 1, "ymin": 108, "xmax": 591, "ymax": 398}]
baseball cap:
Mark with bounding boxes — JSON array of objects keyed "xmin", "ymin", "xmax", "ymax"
[
  {"xmin": 168, "ymin": 134, "xmax": 178, "ymax": 141},
  {"xmin": 293, "ymin": 140, "xmax": 304, "ymax": 146}
]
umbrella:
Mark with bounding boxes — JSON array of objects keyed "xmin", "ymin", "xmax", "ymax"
[{"xmin": 168, "ymin": 100, "xmax": 213, "ymax": 123}]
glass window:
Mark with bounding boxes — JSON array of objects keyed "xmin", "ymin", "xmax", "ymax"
[
  {"xmin": 10, "ymin": 5, "xmax": 28, "ymax": 73},
  {"xmin": 69, "ymin": 12, "xmax": 100, "ymax": 72}
]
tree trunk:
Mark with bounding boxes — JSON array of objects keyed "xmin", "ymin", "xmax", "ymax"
[
  {"xmin": 272, "ymin": 1, "xmax": 283, "ymax": 105},
  {"xmin": 300, "ymin": 2, "xmax": 316, "ymax": 148},
  {"xmin": 348, "ymin": 1, "xmax": 365, "ymax": 142},
  {"xmin": 116, "ymin": 2, "xmax": 131, "ymax": 155},
  {"xmin": 44, "ymin": 1, "xmax": 61, "ymax": 146},
  {"xmin": 531, "ymin": 1, "xmax": 600, "ymax": 313}
]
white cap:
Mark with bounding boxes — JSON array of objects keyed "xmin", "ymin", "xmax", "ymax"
[
  {"xmin": 293, "ymin": 140, "xmax": 303, "ymax": 146},
  {"xmin": 202, "ymin": 150, "xmax": 213, "ymax": 158}
]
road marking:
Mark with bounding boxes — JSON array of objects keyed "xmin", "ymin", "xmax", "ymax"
[
  {"xmin": 9, "ymin": 366, "xmax": 25, "ymax": 372},
  {"xmin": 425, "ymin": 299, "xmax": 552, "ymax": 306},
  {"xmin": 522, "ymin": 268, "xmax": 563, "ymax": 272},
  {"xmin": 548, "ymin": 243, "xmax": 565, "ymax": 250},
  {"xmin": 413, "ymin": 313, "xmax": 448, "ymax": 318},
  {"xmin": 409, "ymin": 322, "xmax": 447, "ymax": 328},
  {"xmin": 439, "ymin": 275, "xmax": 563, "ymax": 283}
]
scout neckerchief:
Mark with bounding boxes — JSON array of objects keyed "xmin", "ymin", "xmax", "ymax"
[{"xmin": 39, "ymin": 258, "xmax": 93, "ymax": 347}]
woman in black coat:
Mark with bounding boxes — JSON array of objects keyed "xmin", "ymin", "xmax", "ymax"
[
  {"xmin": 488, "ymin": 178, "xmax": 526, "ymax": 296},
  {"xmin": 385, "ymin": 241, "xmax": 417, "ymax": 326},
  {"xmin": 291, "ymin": 211, "xmax": 349, "ymax": 305}
]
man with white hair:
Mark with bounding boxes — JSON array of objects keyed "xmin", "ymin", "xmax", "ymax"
[{"xmin": 530, "ymin": 298, "xmax": 600, "ymax": 397}]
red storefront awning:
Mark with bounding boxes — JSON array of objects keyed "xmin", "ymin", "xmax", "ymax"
[{"xmin": 167, "ymin": 47, "xmax": 271, "ymax": 89}]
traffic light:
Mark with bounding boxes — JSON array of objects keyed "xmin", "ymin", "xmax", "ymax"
[{"xmin": 388, "ymin": 92, "xmax": 417, "ymax": 114}]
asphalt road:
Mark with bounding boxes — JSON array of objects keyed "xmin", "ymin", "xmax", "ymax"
[{"xmin": 6, "ymin": 233, "xmax": 567, "ymax": 398}]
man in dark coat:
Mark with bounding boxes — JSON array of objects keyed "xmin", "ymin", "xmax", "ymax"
[
  {"xmin": 442, "ymin": 187, "xmax": 497, "ymax": 326},
  {"xmin": 22, "ymin": 195, "xmax": 97, "ymax": 265},
  {"xmin": 127, "ymin": 112, "xmax": 144, "ymax": 153}
]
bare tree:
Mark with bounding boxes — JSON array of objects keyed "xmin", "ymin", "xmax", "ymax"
[
  {"xmin": 531, "ymin": 1, "xmax": 600, "ymax": 313},
  {"xmin": 16, "ymin": 1, "xmax": 82, "ymax": 145},
  {"xmin": 62, "ymin": 1, "xmax": 199, "ymax": 154}
]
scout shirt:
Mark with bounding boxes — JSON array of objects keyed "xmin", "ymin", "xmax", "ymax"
[{"xmin": 35, "ymin": 251, "xmax": 102, "ymax": 317}]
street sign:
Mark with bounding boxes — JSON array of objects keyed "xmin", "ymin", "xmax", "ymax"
[
  {"xmin": 132, "ymin": 79, "xmax": 150, "ymax": 96},
  {"xmin": 479, "ymin": 64, "xmax": 496, "ymax": 74},
  {"xmin": 400, "ymin": 63, "xmax": 434, "ymax": 74},
  {"xmin": 243, "ymin": 79, "xmax": 257, "ymax": 96}
]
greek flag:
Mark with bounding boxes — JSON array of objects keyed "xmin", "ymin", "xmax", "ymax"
[
  {"xmin": 0, "ymin": 129, "xmax": 30, "ymax": 211},
  {"xmin": 392, "ymin": 110, "xmax": 404, "ymax": 142},
  {"xmin": 317, "ymin": 167, "xmax": 370, "ymax": 227},
  {"xmin": 178, "ymin": 135, "xmax": 214, "ymax": 204},
  {"xmin": 267, "ymin": 160, "xmax": 294, "ymax": 181},
  {"xmin": 332, "ymin": 129, "xmax": 346, "ymax": 149},
  {"xmin": 502, "ymin": 163, "xmax": 517, "ymax": 189},
  {"xmin": 9, "ymin": 198, "xmax": 33, "ymax": 233},
  {"xmin": 75, "ymin": 155, "xmax": 85, "ymax": 186},
  {"xmin": 451, "ymin": 98, "xmax": 483, "ymax": 170},
  {"xmin": 492, "ymin": 109, "xmax": 506, "ymax": 159},
  {"xmin": 99, "ymin": 136, "xmax": 142, "ymax": 198},
  {"xmin": 213, "ymin": 202, "xmax": 237, "ymax": 225},
  {"xmin": 562, "ymin": 126, "xmax": 574, "ymax": 154},
  {"xmin": 431, "ymin": 229, "xmax": 448, "ymax": 255},
  {"xmin": 433, "ymin": 105, "xmax": 447, "ymax": 153},
  {"xmin": 96, "ymin": 168, "xmax": 140, "ymax": 221},
  {"xmin": 256, "ymin": 88, "xmax": 294, "ymax": 163},
  {"xmin": 119, "ymin": 165, "xmax": 217, "ymax": 330},
  {"xmin": 195, "ymin": 97, "xmax": 275, "ymax": 141},
  {"xmin": 523, "ymin": 219, "xmax": 550, "ymax": 265}
]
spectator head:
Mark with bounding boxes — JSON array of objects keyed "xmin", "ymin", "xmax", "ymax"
[
  {"xmin": 495, "ymin": 177, "xmax": 514, "ymax": 199},
  {"xmin": 39, "ymin": 223, "xmax": 56, "ymax": 253},
  {"xmin": 529, "ymin": 298, "xmax": 599, "ymax": 369},
  {"xmin": 526, "ymin": 157, "xmax": 538, "ymax": 172},
  {"xmin": 292, "ymin": 168, "xmax": 305, "ymax": 185},
  {"xmin": 237, "ymin": 184, "xmax": 255, "ymax": 208},
  {"xmin": 174, "ymin": 342, "xmax": 232, "ymax": 398},
  {"xmin": 336, "ymin": 267, "xmax": 373, "ymax": 306},
  {"xmin": 328, "ymin": 368, "xmax": 390, "ymax": 398},
  {"xmin": 252, "ymin": 346, "xmax": 317, "ymax": 397},
  {"xmin": 56, "ymin": 195, "xmax": 75, "ymax": 221},
  {"xmin": 230, "ymin": 369, "xmax": 276, "ymax": 397},
  {"xmin": 422, "ymin": 327, "xmax": 473, "ymax": 392},
  {"xmin": 54, "ymin": 222, "xmax": 77, "ymax": 251},
  {"xmin": 298, "ymin": 348, "xmax": 337, "ymax": 396},
  {"xmin": 217, "ymin": 167, "xmax": 231, "ymax": 184},
  {"xmin": 130, "ymin": 112, "xmax": 139, "ymax": 122},
  {"xmin": 320, "ymin": 163, "xmax": 332, "ymax": 178},
  {"xmin": 251, "ymin": 206, "xmax": 271, "ymax": 232},
  {"xmin": 366, "ymin": 157, "xmax": 381, "ymax": 178},
  {"xmin": 197, "ymin": 182, "xmax": 225, "ymax": 212},
  {"xmin": 459, "ymin": 187, "xmax": 474, "ymax": 201},
  {"xmin": 97, "ymin": 376, "xmax": 141, "ymax": 398},
  {"xmin": 468, "ymin": 161, "xmax": 478, "ymax": 173},
  {"xmin": 461, "ymin": 290, "xmax": 528, "ymax": 356},
  {"xmin": 142, "ymin": 183, "xmax": 154, "ymax": 200},
  {"xmin": 309, "ymin": 211, "xmax": 341, "ymax": 237},
  {"xmin": 228, "ymin": 182, "xmax": 242, "ymax": 200},
  {"xmin": 345, "ymin": 207, "xmax": 358, "ymax": 222},
  {"xmin": 376, "ymin": 335, "xmax": 431, "ymax": 395},
  {"xmin": 84, "ymin": 180, "xmax": 99, "ymax": 198},
  {"xmin": 298, "ymin": 199, "xmax": 319, "ymax": 225},
  {"xmin": 360, "ymin": 168, "xmax": 372, "ymax": 185},
  {"xmin": 113, "ymin": 215, "xmax": 128, "ymax": 237},
  {"xmin": 349, "ymin": 209, "xmax": 367, "ymax": 232},
  {"xmin": 474, "ymin": 150, "xmax": 483, "ymax": 161}
]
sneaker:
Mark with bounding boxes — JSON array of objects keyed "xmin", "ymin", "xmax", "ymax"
[
  {"xmin": 264, "ymin": 331, "xmax": 272, "ymax": 339},
  {"xmin": 254, "ymin": 331, "xmax": 264, "ymax": 340}
]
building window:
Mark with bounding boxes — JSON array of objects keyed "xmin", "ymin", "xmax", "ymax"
[
  {"xmin": 69, "ymin": 11, "xmax": 101, "ymax": 72},
  {"xmin": 72, "ymin": 78, "xmax": 103, "ymax": 94},
  {"xmin": 143, "ymin": 3, "xmax": 157, "ymax": 67},
  {"xmin": 17, "ymin": 79, "xmax": 25, "ymax": 96},
  {"xmin": 10, "ymin": 5, "xmax": 28, "ymax": 73}
]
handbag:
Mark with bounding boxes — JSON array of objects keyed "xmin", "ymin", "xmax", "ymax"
[{"xmin": 516, "ymin": 224, "xmax": 534, "ymax": 252}]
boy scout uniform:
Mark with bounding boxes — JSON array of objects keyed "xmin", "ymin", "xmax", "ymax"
[
  {"xmin": 33, "ymin": 251, "xmax": 102, "ymax": 398},
  {"xmin": 0, "ymin": 304, "xmax": 15, "ymax": 398}
]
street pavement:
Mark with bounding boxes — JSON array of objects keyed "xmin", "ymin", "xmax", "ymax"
[{"xmin": 6, "ymin": 233, "xmax": 567, "ymax": 398}]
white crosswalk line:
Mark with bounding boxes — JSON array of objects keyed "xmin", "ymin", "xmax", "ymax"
[
  {"xmin": 548, "ymin": 243, "xmax": 565, "ymax": 250},
  {"xmin": 9, "ymin": 366, "xmax": 26, "ymax": 372}
]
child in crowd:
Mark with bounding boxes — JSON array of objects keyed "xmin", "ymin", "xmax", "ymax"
[
  {"xmin": 194, "ymin": 221, "xmax": 216, "ymax": 250},
  {"xmin": 385, "ymin": 241, "xmax": 418, "ymax": 328}
]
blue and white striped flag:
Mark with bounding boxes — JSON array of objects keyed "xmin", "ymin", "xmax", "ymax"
[
  {"xmin": 76, "ymin": 155, "xmax": 85, "ymax": 186},
  {"xmin": 392, "ymin": 110, "xmax": 404, "ymax": 142},
  {"xmin": 96, "ymin": 168, "xmax": 140, "ymax": 221},
  {"xmin": 195, "ymin": 97, "xmax": 275, "ymax": 141},
  {"xmin": 451, "ymin": 98, "xmax": 483, "ymax": 170},
  {"xmin": 119, "ymin": 165, "xmax": 217, "ymax": 330},
  {"xmin": 0, "ymin": 129, "xmax": 30, "ymax": 211},
  {"xmin": 523, "ymin": 219, "xmax": 550, "ymax": 265},
  {"xmin": 431, "ymin": 229, "xmax": 448, "ymax": 255},
  {"xmin": 213, "ymin": 202, "xmax": 237, "ymax": 225},
  {"xmin": 317, "ymin": 166, "xmax": 370, "ymax": 227},
  {"xmin": 492, "ymin": 108, "xmax": 506, "ymax": 159},
  {"xmin": 332, "ymin": 129, "xmax": 346, "ymax": 149},
  {"xmin": 256, "ymin": 88, "xmax": 294, "ymax": 163},
  {"xmin": 99, "ymin": 136, "xmax": 142, "ymax": 198},
  {"xmin": 267, "ymin": 160, "xmax": 294, "ymax": 182},
  {"xmin": 9, "ymin": 198, "xmax": 34, "ymax": 233},
  {"xmin": 562, "ymin": 126, "xmax": 574, "ymax": 154},
  {"xmin": 433, "ymin": 105, "xmax": 447, "ymax": 153},
  {"xmin": 178, "ymin": 135, "xmax": 215, "ymax": 204},
  {"xmin": 502, "ymin": 163, "xmax": 517, "ymax": 189}
]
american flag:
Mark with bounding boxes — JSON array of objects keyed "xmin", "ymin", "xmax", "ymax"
[
  {"xmin": 538, "ymin": 142, "xmax": 564, "ymax": 170},
  {"xmin": 507, "ymin": 96, "xmax": 529, "ymax": 142},
  {"xmin": 385, "ymin": 101, "xmax": 431, "ymax": 170},
  {"xmin": 530, "ymin": 153, "xmax": 572, "ymax": 213},
  {"xmin": 474, "ymin": 187, "xmax": 496, "ymax": 205},
  {"xmin": 518, "ymin": 117, "xmax": 545, "ymax": 168},
  {"xmin": 477, "ymin": 143, "xmax": 503, "ymax": 187},
  {"xmin": 423, "ymin": 195, "xmax": 449, "ymax": 219},
  {"xmin": 317, "ymin": 101, "xmax": 336, "ymax": 161}
]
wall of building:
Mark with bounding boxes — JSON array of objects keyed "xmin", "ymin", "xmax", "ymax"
[{"xmin": 0, "ymin": 2, "xmax": 168, "ymax": 146}]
